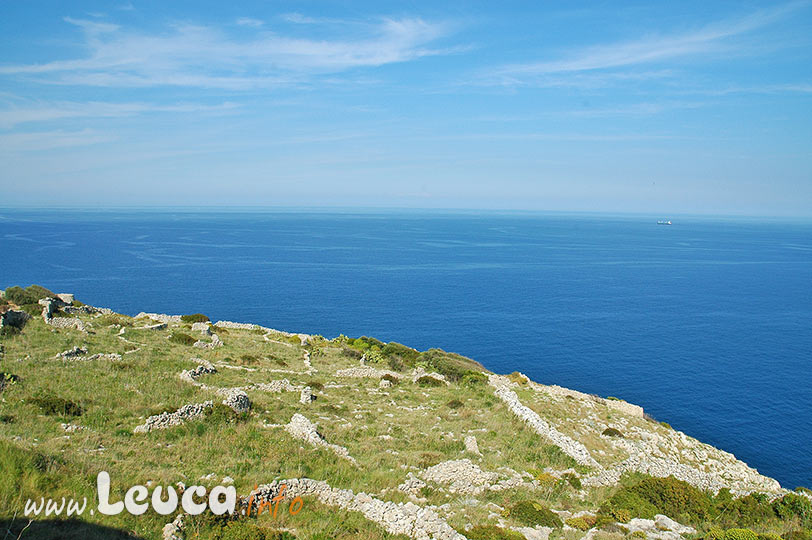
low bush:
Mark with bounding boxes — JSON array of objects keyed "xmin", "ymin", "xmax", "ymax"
[
  {"xmin": 773, "ymin": 493, "xmax": 812, "ymax": 526},
  {"xmin": 381, "ymin": 373, "xmax": 400, "ymax": 385},
  {"xmin": 307, "ymin": 381, "xmax": 325, "ymax": 391},
  {"xmin": 506, "ymin": 371, "xmax": 529, "ymax": 385},
  {"xmin": 564, "ymin": 472, "xmax": 582, "ymax": 490},
  {"xmin": 169, "ymin": 332, "xmax": 196, "ymax": 346},
  {"xmin": 566, "ymin": 516, "xmax": 597, "ymax": 531},
  {"xmin": 419, "ymin": 348, "xmax": 484, "ymax": 382},
  {"xmin": 239, "ymin": 354, "xmax": 259, "ymax": 365},
  {"xmin": 205, "ymin": 403, "xmax": 248, "ymax": 425},
  {"xmin": 461, "ymin": 370, "xmax": 489, "ymax": 386},
  {"xmin": 724, "ymin": 529, "xmax": 759, "ymax": 540},
  {"xmin": 601, "ymin": 475, "xmax": 712, "ymax": 521},
  {"xmin": 782, "ymin": 531, "xmax": 812, "ymax": 540},
  {"xmin": 382, "ymin": 341, "xmax": 420, "ymax": 362},
  {"xmin": 3, "ymin": 285, "xmax": 55, "ymax": 305},
  {"xmin": 416, "ymin": 375, "xmax": 443, "ymax": 387},
  {"xmin": 181, "ymin": 313, "xmax": 210, "ymax": 323},
  {"xmin": 630, "ymin": 531, "xmax": 647, "ymax": 539},
  {"xmin": 602, "ymin": 427, "xmax": 624, "ymax": 438},
  {"xmin": 446, "ymin": 399, "xmax": 464, "ymax": 409},
  {"xmin": 465, "ymin": 525, "xmax": 525, "ymax": 540},
  {"xmin": 30, "ymin": 394, "xmax": 84, "ymax": 417},
  {"xmin": 508, "ymin": 501, "xmax": 563, "ymax": 528}
]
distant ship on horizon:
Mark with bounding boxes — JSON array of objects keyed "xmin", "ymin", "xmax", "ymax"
[{"xmin": 657, "ymin": 220, "xmax": 673, "ymax": 225}]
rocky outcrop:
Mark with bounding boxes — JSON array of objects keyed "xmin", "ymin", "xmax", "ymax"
[
  {"xmin": 133, "ymin": 401, "xmax": 213, "ymax": 433},
  {"xmin": 218, "ymin": 388, "xmax": 251, "ymax": 413},
  {"xmin": 284, "ymin": 414, "xmax": 356, "ymax": 464},
  {"xmin": 489, "ymin": 375, "xmax": 601, "ymax": 468},
  {"xmin": 246, "ymin": 478, "xmax": 465, "ymax": 540},
  {"xmin": 300, "ymin": 386, "xmax": 314, "ymax": 404},
  {"xmin": 0, "ymin": 309, "xmax": 30, "ymax": 330},
  {"xmin": 464, "ymin": 435, "xmax": 481, "ymax": 456}
]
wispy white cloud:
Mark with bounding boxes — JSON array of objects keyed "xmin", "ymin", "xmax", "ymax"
[
  {"xmin": 482, "ymin": 2, "xmax": 806, "ymax": 87},
  {"xmin": 0, "ymin": 16, "xmax": 452, "ymax": 89},
  {"xmin": 0, "ymin": 129, "xmax": 114, "ymax": 152},
  {"xmin": 0, "ymin": 100, "xmax": 239, "ymax": 129},
  {"xmin": 235, "ymin": 17, "xmax": 264, "ymax": 27}
]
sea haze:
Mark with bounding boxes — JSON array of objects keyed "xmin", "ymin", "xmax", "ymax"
[{"xmin": 2, "ymin": 209, "xmax": 810, "ymax": 489}]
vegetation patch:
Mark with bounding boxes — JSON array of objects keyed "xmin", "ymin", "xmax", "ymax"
[
  {"xmin": 181, "ymin": 313, "xmax": 210, "ymax": 323},
  {"xmin": 416, "ymin": 375, "xmax": 443, "ymax": 387},
  {"xmin": 465, "ymin": 525, "xmax": 525, "ymax": 540},
  {"xmin": 566, "ymin": 516, "xmax": 598, "ymax": 531},
  {"xmin": 169, "ymin": 332, "xmax": 196, "ymax": 345},
  {"xmin": 602, "ymin": 427, "xmax": 624, "ymax": 438},
  {"xmin": 446, "ymin": 399, "xmax": 464, "ymax": 409},
  {"xmin": 601, "ymin": 475, "xmax": 712, "ymax": 522},
  {"xmin": 507, "ymin": 501, "xmax": 563, "ymax": 528},
  {"xmin": 3, "ymin": 284, "xmax": 55, "ymax": 305},
  {"xmin": 30, "ymin": 394, "xmax": 84, "ymax": 417}
]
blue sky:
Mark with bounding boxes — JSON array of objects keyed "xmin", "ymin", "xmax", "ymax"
[{"xmin": 1, "ymin": 1, "xmax": 811, "ymax": 216}]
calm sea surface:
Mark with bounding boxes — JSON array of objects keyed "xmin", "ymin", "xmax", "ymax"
[{"xmin": 2, "ymin": 209, "xmax": 810, "ymax": 488}]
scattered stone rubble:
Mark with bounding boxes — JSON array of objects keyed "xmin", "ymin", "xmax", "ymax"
[
  {"xmin": 489, "ymin": 375, "xmax": 601, "ymax": 468},
  {"xmin": 191, "ymin": 321, "xmax": 212, "ymax": 335},
  {"xmin": 284, "ymin": 413, "xmax": 357, "ymax": 464},
  {"xmin": 622, "ymin": 515, "xmax": 697, "ymax": 540},
  {"xmin": 300, "ymin": 386, "xmax": 314, "ymax": 404},
  {"xmin": 336, "ymin": 366, "xmax": 401, "ymax": 379},
  {"xmin": 421, "ymin": 459, "xmax": 524, "ymax": 495},
  {"xmin": 133, "ymin": 401, "xmax": 213, "ymax": 433},
  {"xmin": 398, "ymin": 472, "xmax": 427, "ymax": 496},
  {"xmin": 246, "ymin": 478, "xmax": 465, "ymax": 540},
  {"xmin": 55, "ymin": 346, "xmax": 88, "ymax": 359},
  {"xmin": 193, "ymin": 334, "xmax": 223, "ymax": 349},
  {"xmin": 136, "ymin": 313, "xmax": 182, "ymax": 324}
]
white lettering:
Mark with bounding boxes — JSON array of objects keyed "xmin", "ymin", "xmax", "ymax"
[
  {"xmin": 181, "ymin": 485, "xmax": 207, "ymax": 515},
  {"xmin": 97, "ymin": 471, "xmax": 124, "ymax": 515}
]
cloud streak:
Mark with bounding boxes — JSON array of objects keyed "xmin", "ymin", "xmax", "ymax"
[
  {"xmin": 0, "ymin": 16, "xmax": 452, "ymax": 89},
  {"xmin": 483, "ymin": 2, "xmax": 806, "ymax": 87}
]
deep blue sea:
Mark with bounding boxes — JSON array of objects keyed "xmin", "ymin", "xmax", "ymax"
[{"xmin": 2, "ymin": 209, "xmax": 810, "ymax": 489}]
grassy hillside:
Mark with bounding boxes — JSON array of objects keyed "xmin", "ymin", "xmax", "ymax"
[{"xmin": 0, "ymin": 286, "xmax": 810, "ymax": 540}]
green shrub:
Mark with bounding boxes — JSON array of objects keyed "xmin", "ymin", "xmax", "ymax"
[
  {"xmin": 717, "ymin": 493, "xmax": 776, "ymax": 527},
  {"xmin": 782, "ymin": 531, "xmax": 812, "ymax": 540},
  {"xmin": 508, "ymin": 501, "xmax": 563, "ymax": 528},
  {"xmin": 381, "ymin": 373, "xmax": 400, "ymax": 385},
  {"xmin": 601, "ymin": 475, "xmax": 712, "ymax": 521},
  {"xmin": 724, "ymin": 529, "xmax": 758, "ymax": 540},
  {"xmin": 382, "ymin": 341, "xmax": 420, "ymax": 362},
  {"xmin": 181, "ymin": 313, "xmax": 210, "ymax": 323},
  {"xmin": 796, "ymin": 487, "xmax": 812, "ymax": 496},
  {"xmin": 307, "ymin": 381, "xmax": 325, "ymax": 392},
  {"xmin": 205, "ymin": 404, "xmax": 248, "ymax": 425},
  {"xmin": 239, "ymin": 354, "xmax": 259, "ymax": 365},
  {"xmin": 461, "ymin": 371, "xmax": 489, "ymax": 386},
  {"xmin": 506, "ymin": 372, "xmax": 529, "ymax": 385},
  {"xmin": 630, "ymin": 531, "xmax": 647, "ymax": 539},
  {"xmin": 759, "ymin": 534, "xmax": 783, "ymax": 540},
  {"xmin": 564, "ymin": 472, "xmax": 582, "ymax": 490},
  {"xmin": 465, "ymin": 525, "xmax": 525, "ymax": 540},
  {"xmin": 446, "ymin": 399, "xmax": 464, "ymax": 409},
  {"xmin": 659, "ymin": 421, "xmax": 673, "ymax": 430},
  {"xmin": 419, "ymin": 348, "xmax": 484, "ymax": 382},
  {"xmin": 610, "ymin": 508, "xmax": 632, "ymax": 523},
  {"xmin": 773, "ymin": 493, "xmax": 812, "ymax": 525},
  {"xmin": 30, "ymin": 395, "xmax": 84, "ymax": 417},
  {"xmin": 566, "ymin": 516, "xmax": 597, "ymax": 531},
  {"xmin": 602, "ymin": 427, "xmax": 624, "ymax": 438},
  {"xmin": 169, "ymin": 332, "xmax": 196, "ymax": 345},
  {"xmin": 4, "ymin": 285, "xmax": 55, "ymax": 305},
  {"xmin": 416, "ymin": 375, "xmax": 443, "ymax": 387},
  {"xmin": 706, "ymin": 528, "xmax": 726, "ymax": 540}
]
